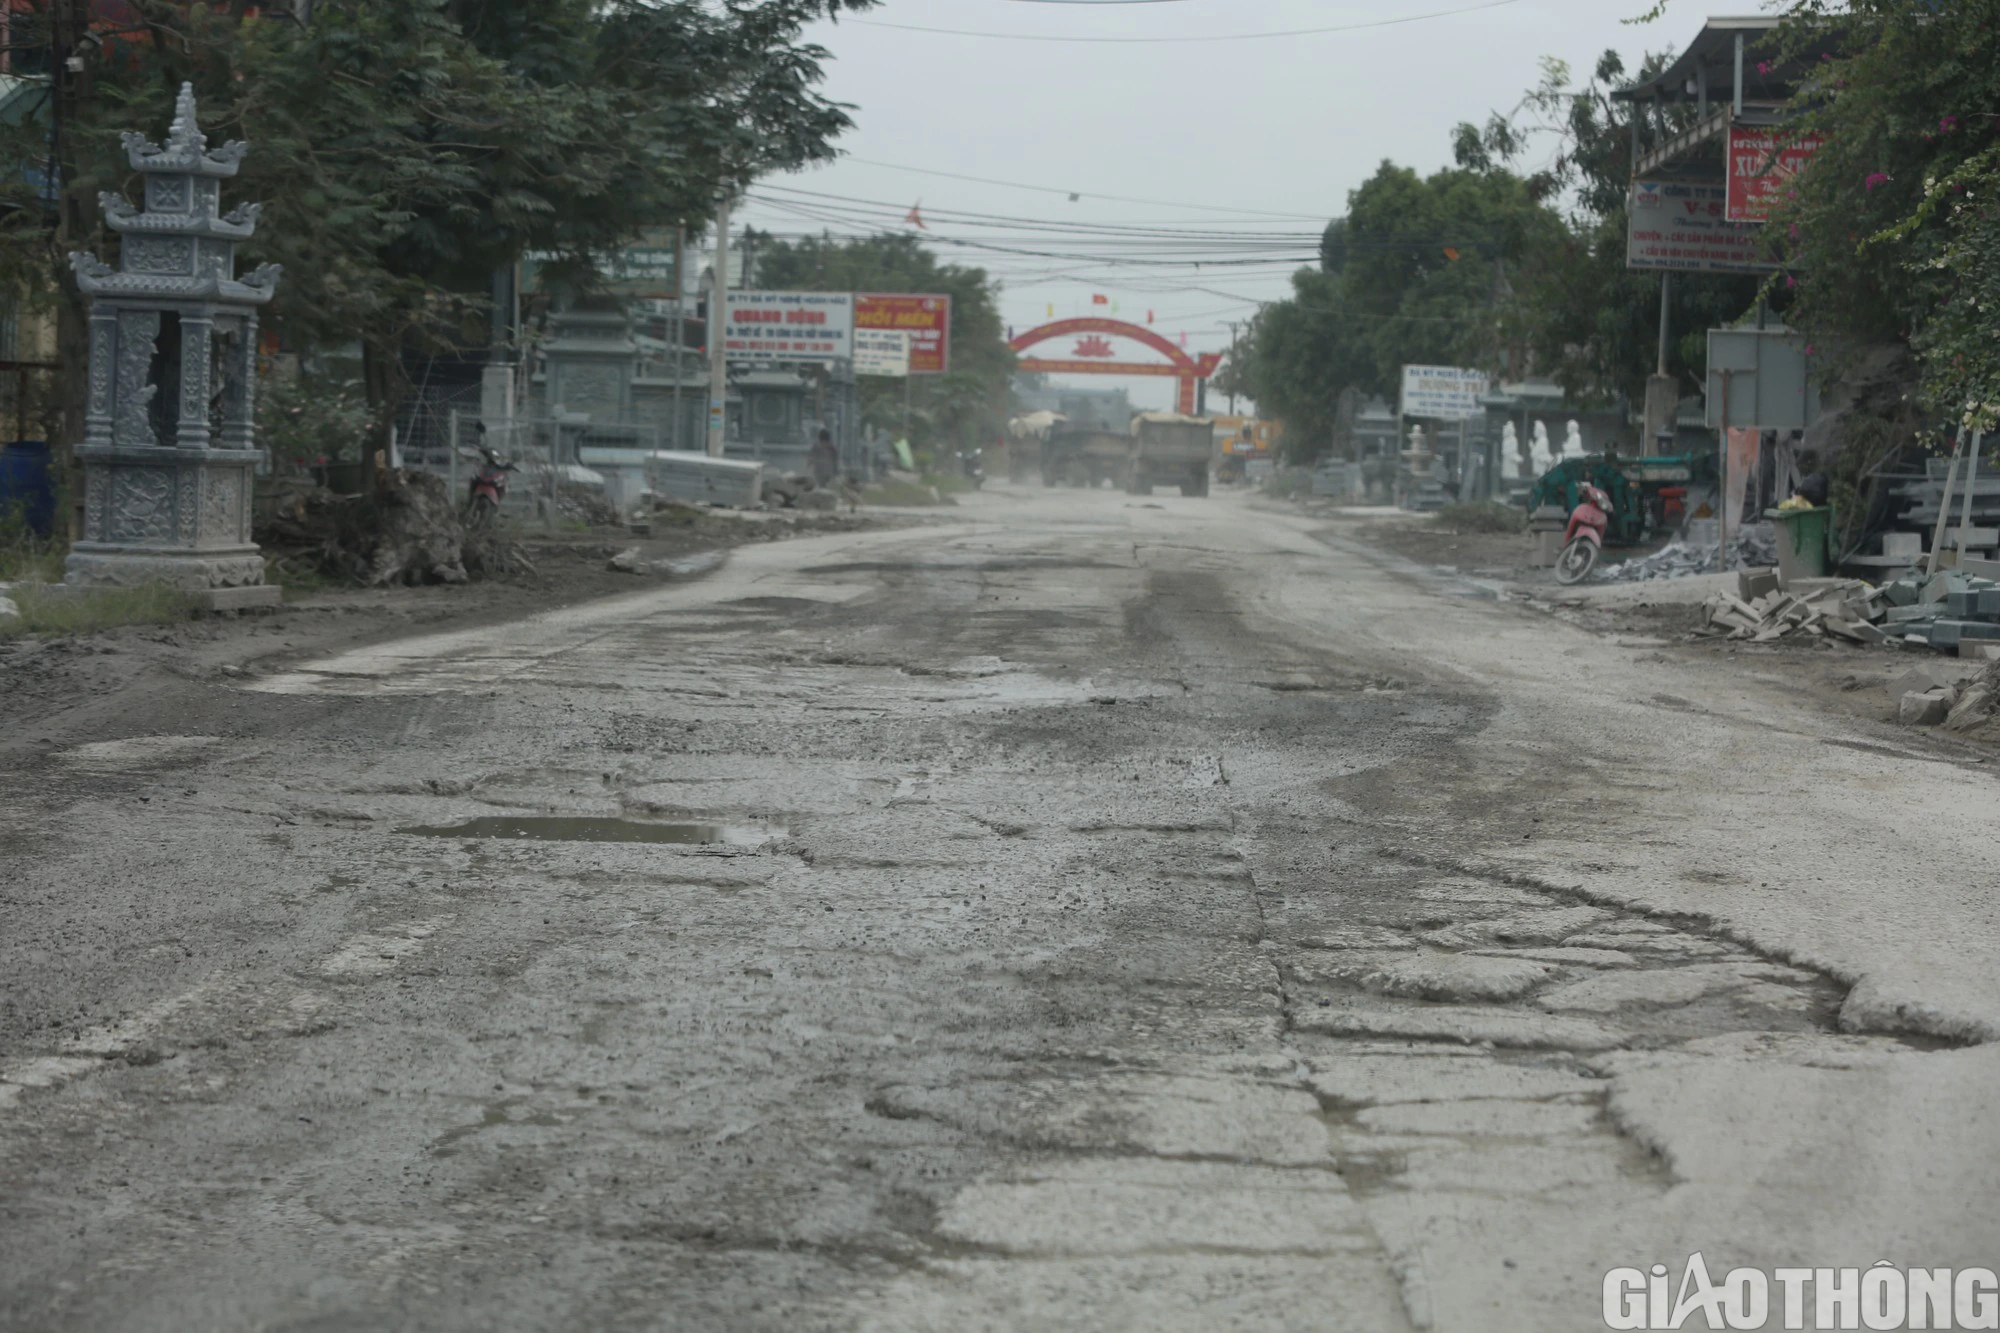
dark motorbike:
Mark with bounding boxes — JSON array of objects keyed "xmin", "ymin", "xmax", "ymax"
[
  {"xmin": 465, "ymin": 447, "xmax": 518, "ymax": 530},
  {"xmin": 957, "ymin": 446, "xmax": 985, "ymax": 490}
]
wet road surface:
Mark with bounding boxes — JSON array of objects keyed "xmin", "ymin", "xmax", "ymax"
[{"xmin": 3, "ymin": 486, "xmax": 1996, "ymax": 1330}]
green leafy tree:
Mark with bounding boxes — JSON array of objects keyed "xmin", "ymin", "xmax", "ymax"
[
  {"xmin": 747, "ymin": 230, "xmax": 1014, "ymax": 455},
  {"xmin": 1240, "ymin": 270, "xmax": 1374, "ymax": 457},
  {"xmin": 1242, "ymin": 150, "xmax": 1568, "ymax": 459},
  {"xmin": 1500, "ymin": 52, "xmax": 1763, "ymax": 407},
  {"xmin": 6, "ymin": 0, "xmax": 872, "ymax": 467},
  {"xmin": 1771, "ymin": 0, "xmax": 2000, "ymax": 431}
]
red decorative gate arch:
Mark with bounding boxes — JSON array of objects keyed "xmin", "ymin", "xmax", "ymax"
[{"xmin": 1009, "ymin": 318, "xmax": 1224, "ymax": 416}]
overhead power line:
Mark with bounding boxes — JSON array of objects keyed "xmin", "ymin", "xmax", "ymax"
[
  {"xmin": 852, "ymin": 0, "xmax": 1521, "ymax": 44},
  {"xmin": 836, "ymin": 156, "xmax": 1333, "ymax": 222}
]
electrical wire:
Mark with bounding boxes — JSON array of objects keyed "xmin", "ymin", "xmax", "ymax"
[
  {"xmin": 836, "ymin": 155, "xmax": 1333, "ymax": 221},
  {"xmin": 851, "ymin": 0, "xmax": 1522, "ymax": 44}
]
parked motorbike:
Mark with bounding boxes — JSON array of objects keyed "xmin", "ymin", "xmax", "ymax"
[
  {"xmin": 1554, "ymin": 482, "xmax": 1612, "ymax": 585},
  {"xmin": 957, "ymin": 447, "xmax": 985, "ymax": 489},
  {"xmin": 464, "ymin": 447, "xmax": 518, "ymax": 530}
]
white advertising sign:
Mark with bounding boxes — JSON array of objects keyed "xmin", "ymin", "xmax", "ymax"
[
  {"xmin": 723, "ymin": 291, "xmax": 855, "ymax": 362},
  {"xmin": 1399, "ymin": 365, "xmax": 1488, "ymax": 420},
  {"xmin": 854, "ymin": 328, "xmax": 911, "ymax": 377},
  {"xmin": 1626, "ymin": 180, "xmax": 1771, "ymax": 274}
]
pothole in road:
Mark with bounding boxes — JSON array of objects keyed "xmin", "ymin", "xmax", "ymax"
[
  {"xmin": 396, "ymin": 816, "xmax": 784, "ymax": 846},
  {"xmin": 1274, "ymin": 860, "xmax": 1856, "ymax": 1206}
]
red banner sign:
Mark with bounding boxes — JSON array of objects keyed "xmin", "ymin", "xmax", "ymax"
[
  {"xmin": 855, "ymin": 294, "xmax": 951, "ymax": 375},
  {"xmin": 1726, "ymin": 127, "xmax": 1824, "ymax": 223}
]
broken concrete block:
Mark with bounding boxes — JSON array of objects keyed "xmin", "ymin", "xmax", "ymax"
[
  {"xmin": 607, "ymin": 547, "xmax": 644, "ymax": 573},
  {"xmin": 1962, "ymin": 643, "xmax": 2000, "ymax": 660},
  {"xmin": 1900, "ymin": 690, "xmax": 1952, "ymax": 725},
  {"xmin": 1925, "ymin": 572, "xmax": 1969, "ymax": 604},
  {"xmin": 1932, "ymin": 620, "xmax": 1971, "ymax": 648},
  {"xmin": 1882, "ymin": 531, "xmax": 1924, "ymax": 559},
  {"xmin": 1738, "ymin": 568, "xmax": 1781, "ymax": 601},
  {"xmin": 1886, "ymin": 604, "xmax": 1934, "ymax": 624},
  {"xmin": 1978, "ymin": 589, "xmax": 2000, "ymax": 617},
  {"xmin": 1884, "ymin": 579, "xmax": 1920, "ymax": 607},
  {"xmin": 1946, "ymin": 685, "xmax": 1994, "ymax": 730},
  {"xmin": 1824, "ymin": 618, "xmax": 1887, "ymax": 645}
]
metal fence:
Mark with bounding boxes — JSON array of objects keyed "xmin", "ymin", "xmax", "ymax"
[{"xmin": 406, "ymin": 413, "xmax": 773, "ymax": 521}]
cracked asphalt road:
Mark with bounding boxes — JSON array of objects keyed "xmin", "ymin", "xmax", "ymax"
[{"xmin": 3, "ymin": 485, "xmax": 1997, "ymax": 1330}]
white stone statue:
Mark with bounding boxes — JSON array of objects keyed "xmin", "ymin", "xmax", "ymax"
[
  {"xmin": 1501, "ymin": 421, "xmax": 1522, "ymax": 480},
  {"xmin": 1562, "ymin": 418, "xmax": 1586, "ymax": 458},
  {"xmin": 1530, "ymin": 420, "xmax": 1554, "ymax": 473}
]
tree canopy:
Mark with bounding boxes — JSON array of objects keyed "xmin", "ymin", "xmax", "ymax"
[
  {"xmin": 6, "ymin": 0, "xmax": 874, "ymax": 449},
  {"xmin": 1238, "ymin": 50, "xmax": 1766, "ymax": 461},
  {"xmin": 1771, "ymin": 0, "xmax": 2000, "ymax": 432}
]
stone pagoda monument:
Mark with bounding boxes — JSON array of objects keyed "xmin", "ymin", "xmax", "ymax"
[{"xmin": 66, "ymin": 83, "xmax": 282, "ymax": 608}]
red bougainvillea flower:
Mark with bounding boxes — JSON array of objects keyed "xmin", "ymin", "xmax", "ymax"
[
  {"xmin": 1757, "ymin": 60, "xmax": 1773, "ymax": 75},
  {"xmin": 1865, "ymin": 172, "xmax": 1891, "ymax": 191},
  {"xmin": 1942, "ymin": 115, "xmax": 1961, "ymax": 132}
]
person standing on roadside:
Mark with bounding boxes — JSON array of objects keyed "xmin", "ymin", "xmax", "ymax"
[{"xmin": 809, "ymin": 428, "xmax": 839, "ymax": 488}]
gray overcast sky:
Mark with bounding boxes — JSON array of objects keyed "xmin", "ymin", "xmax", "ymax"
[{"xmin": 736, "ymin": 0, "xmax": 1711, "ymax": 412}]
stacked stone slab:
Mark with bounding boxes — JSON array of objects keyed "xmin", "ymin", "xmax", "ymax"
[
  {"xmin": 1878, "ymin": 570, "xmax": 2000, "ymax": 653},
  {"xmin": 65, "ymin": 83, "xmax": 282, "ymax": 607}
]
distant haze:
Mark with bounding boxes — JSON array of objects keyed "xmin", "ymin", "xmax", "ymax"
[{"xmin": 739, "ymin": 0, "xmax": 1683, "ymax": 412}]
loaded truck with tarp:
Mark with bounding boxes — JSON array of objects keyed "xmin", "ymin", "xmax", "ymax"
[{"xmin": 1127, "ymin": 412, "xmax": 1214, "ymax": 496}]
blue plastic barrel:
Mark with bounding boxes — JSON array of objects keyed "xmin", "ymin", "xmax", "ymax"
[{"xmin": 0, "ymin": 440, "xmax": 54, "ymax": 536}]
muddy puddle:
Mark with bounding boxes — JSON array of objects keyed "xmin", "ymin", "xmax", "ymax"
[{"xmin": 397, "ymin": 816, "xmax": 781, "ymax": 846}]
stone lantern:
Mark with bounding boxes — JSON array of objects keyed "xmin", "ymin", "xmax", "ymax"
[{"xmin": 65, "ymin": 83, "xmax": 282, "ymax": 608}]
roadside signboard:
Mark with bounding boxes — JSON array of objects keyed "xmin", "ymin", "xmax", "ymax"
[
  {"xmin": 603, "ymin": 228, "xmax": 682, "ymax": 299},
  {"xmin": 1399, "ymin": 365, "xmax": 1487, "ymax": 420},
  {"xmin": 856, "ymin": 294, "xmax": 951, "ymax": 374},
  {"xmin": 1626, "ymin": 180, "xmax": 1771, "ymax": 273},
  {"xmin": 1726, "ymin": 127, "xmax": 1823, "ymax": 223},
  {"xmin": 854, "ymin": 328, "xmax": 911, "ymax": 377},
  {"xmin": 1705, "ymin": 327, "xmax": 1821, "ymax": 430},
  {"xmin": 723, "ymin": 290, "xmax": 854, "ymax": 362}
]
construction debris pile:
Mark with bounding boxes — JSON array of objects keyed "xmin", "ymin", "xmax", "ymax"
[
  {"xmin": 1603, "ymin": 525, "xmax": 1778, "ymax": 583},
  {"xmin": 258, "ymin": 469, "xmax": 471, "ymax": 586},
  {"xmin": 1895, "ymin": 660, "xmax": 2000, "ymax": 732},
  {"xmin": 1696, "ymin": 564, "xmax": 2000, "ymax": 656},
  {"xmin": 256, "ymin": 470, "xmax": 542, "ymax": 585},
  {"xmin": 1697, "ymin": 569, "xmax": 1887, "ymax": 644},
  {"xmin": 1871, "ymin": 568, "xmax": 2000, "ymax": 654}
]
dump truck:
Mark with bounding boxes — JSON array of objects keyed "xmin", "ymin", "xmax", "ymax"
[
  {"xmin": 1127, "ymin": 412, "xmax": 1214, "ymax": 497},
  {"xmin": 1043, "ymin": 423, "xmax": 1133, "ymax": 488}
]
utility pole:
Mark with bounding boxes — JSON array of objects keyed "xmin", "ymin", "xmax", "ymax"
[
  {"xmin": 1643, "ymin": 271, "xmax": 1676, "ymax": 456},
  {"xmin": 669, "ymin": 225, "xmax": 685, "ymax": 454},
  {"xmin": 1225, "ymin": 321, "xmax": 1242, "ymax": 416},
  {"xmin": 50, "ymin": 0, "xmax": 97, "ymax": 518},
  {"xmin": 706, "ymin": 197, "xmax": 731, "ymax": 458}
]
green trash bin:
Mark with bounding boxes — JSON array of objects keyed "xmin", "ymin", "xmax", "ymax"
[{"xmin": 1765, "ymin": 506, "xmax": 1830, "ymax": 582}]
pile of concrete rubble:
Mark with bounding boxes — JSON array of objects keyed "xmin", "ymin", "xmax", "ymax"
[
  {"xmin": 1696, "ymin": 569, "xmax": 1888, "ymax": 645},
  {"xmin": 1871, "ymin": 568, "xmax": 2000, "ymax": 654},
  {"xmin": 1895, "ymin": 660, "xmax": 2000, "ymax": 731},
  {"xmin": 1603, "ymin": 524, "xmax": 1778, "ymax": 583},
  {"xmin": 1696, "ymin": 564, "xmax": 2000, "ymax": 657}
]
